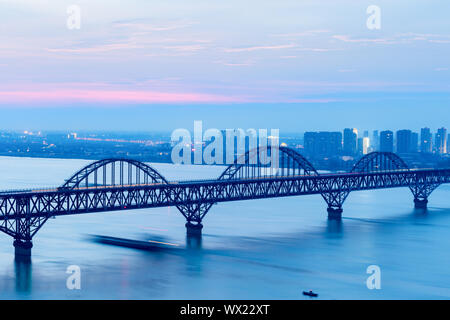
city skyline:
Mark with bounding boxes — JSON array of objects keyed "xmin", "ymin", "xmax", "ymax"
[
  {"xmin": 0, "ymin": 125, "xmax": 448, "ymax": 171},
  {"xmin": 304, "ymin": 127, "xmax": 449, "ymax": 153}
]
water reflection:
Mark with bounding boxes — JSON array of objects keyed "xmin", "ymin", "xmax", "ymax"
[
  {"xmin": 186, "ymin": 234, "xmax": 202, "ymax": 250},
  {"xmin": 14, "ymin": 260, "xmax": 32, "ymax": 293},
  {"xmin": 412, "ymin": 207, "xmax": 428, "ymax": 218},
  {"xmin": 325, "ymin": 219, "xmax": 343, "ymax": 238}
]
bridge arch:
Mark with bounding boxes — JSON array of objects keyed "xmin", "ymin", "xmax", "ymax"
[
  {"xmin": 218, "ymin": 145, "xmax": 319, "ymax": 180},
  {"xmin": 61, "ymin": 158, "xmax": 169, "ymax": 189},
  {"xmin": 180, "ymin": 146, "xmax": 320, "ymax": 228},
  {"xmin": 351, "ymin": 152, "xmax": 409, "ymax": 173},
  {"xmin": 324, "ymin": 152, "xmax": 410, "ymax": 216},
  {"xmin": 349, "ymin": 152, "xmax": 439, "ymax": 210},
  {"xmin": 61, "ymin": 159, "xmax": 210, "ymax": 229}
]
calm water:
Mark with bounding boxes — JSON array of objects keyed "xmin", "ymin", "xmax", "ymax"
[{"xmin": 0, "ymin": 156, "xmax": 449, "ymax": 299}]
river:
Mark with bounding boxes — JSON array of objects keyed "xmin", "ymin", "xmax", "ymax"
[{"xmin": 0, "ymin": 156, "xmax": 449, "ymax": 299}]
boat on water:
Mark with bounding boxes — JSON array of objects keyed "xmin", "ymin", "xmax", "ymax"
[
  {"xmin": 302, "ymin": 290, "xmax": 318, "ymax": 297},
  {"xmin": 91, "ymin": 234, "xmax": 180, "ymax": 252}
]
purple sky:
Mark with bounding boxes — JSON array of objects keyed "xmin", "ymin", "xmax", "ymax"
[{"xmin": 0, "ymin": 0, "xmax": 448, "ymax": 131}]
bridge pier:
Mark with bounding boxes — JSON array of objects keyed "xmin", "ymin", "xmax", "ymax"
[
  {"xmin": 186, "ymin": 222, "xmax": 203, "ymax": 236},
  {"xmin": 14, "ymin": 240, "xmax": 32, "ymax": 262},
  {"xmin": 414, "ymin": 198, "xmax": 428, "ymax": 209},
  {"xmin": 327, "ymin": 207, "xmax": 343, "ymax": 220}
]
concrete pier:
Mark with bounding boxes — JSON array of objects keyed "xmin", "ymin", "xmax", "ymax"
[
  {"xmin": 185, "ymin": 222, "xmax": 203, "ymax": 236},
  {"xmin": 14, "ymin": 240, "xmax": 32, "ymax": 262},
  {"xmin": 414, "ymin": 198, "xmax": 428, "ymax": 209},
  {"xmin": 327, "ymin": 207, "xmax": 343, "ymax": 220}
]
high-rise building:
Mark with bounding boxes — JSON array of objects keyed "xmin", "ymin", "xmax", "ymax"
[
  {"xmin": 435, "ymin": 127, "xmax": 447, "ymax": 154},
  {"xmin": 411, "ymin": 132, "xmax": 419, "ymax": 153},
  {"xmin": 396, "ymin": 129, "xmax": 412, "ymax": 153},
  {"xmin": 448, "ymin": 134, "xmax": 450, "ymax": 155},
  {"xmin": 304, "ymin": 131, "xmax": 342, "ymax": 157},
  {"xmin": 380, "ymin": 130, "xmax": 394, "ymax": 153},
  {"xmin": 372, "ymin": 130, "xmax": 379, "ymax": 151},
  {"xmin": 304, "ymin": 132, "xmax": 318, "ymax": 156},
  {"xmin": 363, "ymin": 137, "xmax": 370, "ymax": 155},
  {"xmin": 343, "ymin": 128, "xmax": 358, "ymax": 156},
  {"xmin": 357, "ymin": 136, "xmax": 370, "ymax": 155},
  {"xmin": 357, "ymin": 137, "xmax": 363, "ymax": 155},
  {"xmin": 420, "ymin": 127, "xmax": 432, "ymax": 153},
  {"xmin": 328, "ymin": 132, "xmax": 343, "ymax": 156},
  {"xmin": 447, "ymin": 133, "xmax": 450, "ymax": 153}
]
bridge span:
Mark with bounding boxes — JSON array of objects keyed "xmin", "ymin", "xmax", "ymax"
[{"xmin": 1, "ymin": 147, "xmax": 449, "ymax": 260}]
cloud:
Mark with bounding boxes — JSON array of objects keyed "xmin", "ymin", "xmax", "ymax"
[
  {"xmin": 271, "ymin": 30, "xmax": 330, "ymax": 38},
  {"xmin": 112, "ymin": 19, "xmax": 196, "ymax": 32},
  {"xmin": 0, "ymin": 89, "xmax": 241, "ymax": 105},
  {"xmin": 46, "ymin": 43, "xmax": 143, "ymax": 53},
  {"xmin": 334, "ymin": 33, "xmax": 450, "ymax": 45},
  {"xmin": 296, "ymin": 47, "xmax": 342, "ymax": 52},
  {"xmin": 46, "ymin": 37, "xmax": 210, "ymax": 55},
  {"xmin": 44, "ymin": 18, "xmax": 209, "ymax": 56},
  {"xmin": 429, "ymin": 39, "xmax": 450, "ymax": 44},
  {"xmin": 215, "ymin": 60, "xmax": 255, "ymax": 66},
  {"xmin": 333, "ymin": 35, "xmax": 393, "ymax": 44},
  {"xmin": 224, "ymin": 44, "xmax": 297, "ymax": 53},
  {"xmin": 162, "ymin": 44, "xmax": 206, "ymax": 52}
]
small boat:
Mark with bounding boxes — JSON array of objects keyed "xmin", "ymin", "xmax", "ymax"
[
  {"xmin": 91, "ymin": 235, "xmax": 180, "ymax": 252},
  {"xmin": 303, "ymin": 290, "xmax": 318, "ymax": 297}
]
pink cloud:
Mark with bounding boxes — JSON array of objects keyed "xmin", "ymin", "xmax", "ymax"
[
  {"xmin": 224, "ymin": 44, "xmax": 296, "ymax": 53},
  {"xmin": 333, "ymin": 35, "xmax": 394, "ymax": 44},
  {"xmin": 0, "ymin": 89, "xmax": 241, "ymax": 105}
]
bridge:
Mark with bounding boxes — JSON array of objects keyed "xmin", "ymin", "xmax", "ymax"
[{"xmin": 1, "ymin": 146, "xmax": 449, "ymax": 260}]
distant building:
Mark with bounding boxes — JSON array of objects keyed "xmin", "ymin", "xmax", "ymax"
[
  {"xmin": 448, "ymin": 134, "xmax": 450, "ymax": 155},
  {"xmin": 357, "ymin": 137, "xmax": 363, "ymax": 155},
  {"xmin": 363, "ymin": 137, "xmax": 370, "ymax": 154},
  {"xmin": 411, "ymin": 132, "xmax": 419, "ymax": 153},
  {"xmin": 435, "ymin": 127, "xmax": 447, "ymax": 154},
  {"xmin": 380, "ymin": 130, "xmax": 394, "ymax": 153},
  {"xmin": 304, "ymin": 131, "xmax": 342, "ymax": 157},
  {"xmin": 420, "ymin": 127, "xmax": 432, "ymax": 153},
  {"xmin": 396, "ymin": 129, "xmax": 412, "ymax": 153},
  {"xmin": 357, "ymin": 136, "xmax": 370, "ymax": 155},
  {"xmin": 343, "ymin": 128, "xmax": 358, "ymax": 156},
  {"xmin": 304, "ymin": 132, "xmax": 318, "ymax": 155},
  {"xmin": 372, "ymin": 130, "xmax": 379, "ymax": 151}
]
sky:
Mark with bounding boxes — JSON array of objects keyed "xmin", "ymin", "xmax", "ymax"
[{"xmin": 0, "ymin": 0, "xmax": 449, "ymax": 133}]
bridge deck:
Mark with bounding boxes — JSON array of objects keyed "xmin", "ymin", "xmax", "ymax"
[
  {"xmin": 0, "ymin": 167, "xmax": 439, "ymax": 196},
  {"xmin": 0, "ymin": 168, "xmax": 448, "ymax": 222}
]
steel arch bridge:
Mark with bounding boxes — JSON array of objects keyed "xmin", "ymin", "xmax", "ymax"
[
  {"xmin": 323, "ymin": 152, "xmax": 414, "ymax": 218},
  {"xmin": 351, "ymin": 152, "xmax": 409, "ymax": 173},
  {"xmin": 61, "ymin": 158, "xmax": 170, "ymax": 189},
  {"xmin": 180, "ymin": 146, "xmax": 320, "ymax": 230},
  {"xmin": 350, "ymin": 152, "xmax": 440, "ymax": 209},
  {"xmin": 0, "ymin": 147, "xmax": 449, "ymax": 259}
]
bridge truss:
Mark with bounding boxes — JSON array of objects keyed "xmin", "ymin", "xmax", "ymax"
[{"xmin": 0, "ymin": 148, "xmax": 448, "ymax": 259}]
